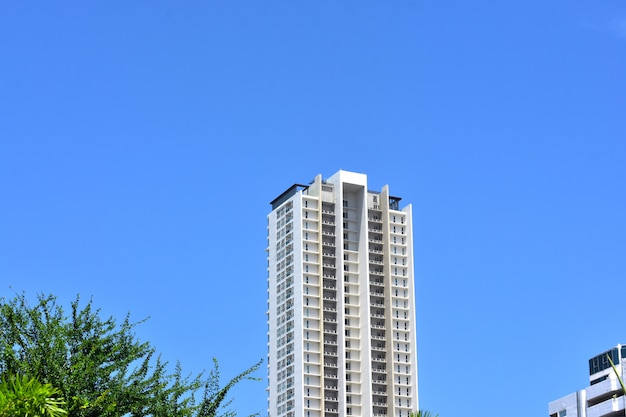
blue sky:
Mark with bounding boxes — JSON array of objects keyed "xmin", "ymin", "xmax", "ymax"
[{"xmin": 1, "ymin": 2, "xmax": 625, "ymax": 417}]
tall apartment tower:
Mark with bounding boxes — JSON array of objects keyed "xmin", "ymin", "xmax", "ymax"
[
  {"xmin": 266, "ymin": 170, "xmax": 419, "ymax": 417},
  {"xmin": 549, "ymin": 344, "xmax": 626, "ymax": 417}
]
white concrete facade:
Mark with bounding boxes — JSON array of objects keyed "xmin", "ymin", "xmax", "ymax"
[
  {"xmin": 549, "ymin": 345, "xmax": 626, "ymax": 417},
  {"xmin": 267, "ymin": 170, "xmax": 419, "ymax": 417}
]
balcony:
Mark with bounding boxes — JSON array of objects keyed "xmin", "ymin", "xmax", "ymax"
[
  {"xmin": 587, "ymin": 396, "xmax": 626, "ymax": 417},
  {"xmin": 587, "ymin": 377, "xmax": 623, "ymax": 402}
]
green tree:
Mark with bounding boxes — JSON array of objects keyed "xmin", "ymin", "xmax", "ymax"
[
  {"xmin": 410, "ymin": 410, "xmax": 439, "ymax": 417},
  {"xmin": 0, "ymin": 293, "xmax": 261, "ymax": 417},
  {"xmin": 0, "ymin": 374, "xmax": 67, "ymax": 417}
]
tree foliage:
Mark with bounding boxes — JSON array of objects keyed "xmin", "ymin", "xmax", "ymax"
[
  {"xmin": 410, "ymin": 410, "xmax": 439, "ymax": 417},
  {"xmin": 0, "ymin": 293, "xmax": 261, "ymax": 417},
  {"xmin": 0, "ymin": 374, "xmax": 67, "ymax": 417}
]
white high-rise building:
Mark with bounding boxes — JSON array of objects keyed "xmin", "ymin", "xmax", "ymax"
[
  {"xmin": 549, "ymin": 345, "xmax": 626, "ymax": 417},
  {"xmin": 266, "ymin": 170, "xmax": 419, "ymax": 417}
]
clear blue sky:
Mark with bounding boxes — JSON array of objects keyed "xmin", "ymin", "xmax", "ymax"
[{"xmin": 1, "ymin": 2, "xmax": 625, "ymax": 417}]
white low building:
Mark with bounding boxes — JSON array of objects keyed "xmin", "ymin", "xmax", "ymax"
[{"xmin": 549, "ymin": 345, "xmax": 626, "ymax": 417}]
